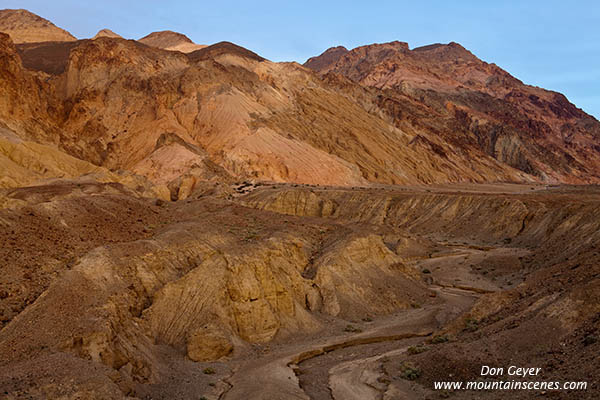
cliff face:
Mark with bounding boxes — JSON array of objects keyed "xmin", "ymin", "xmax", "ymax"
[
  {"xmin": 0, "ymin": 33, "xmax": 62, "ymax": 142},
  {"xmin": 305, "ymin": 41, "xmax": 600, "ymax": 183}
]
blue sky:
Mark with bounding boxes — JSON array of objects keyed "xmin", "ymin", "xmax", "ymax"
[{"xmin": 4, "ymin": 0, "xmax": 599, "ymax": 118}]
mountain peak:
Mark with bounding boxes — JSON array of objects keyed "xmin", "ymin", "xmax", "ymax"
[
  {"xmin": 188, "ymin": 41, "xmax": 265, "ymax": 62},
  {"xmin": 388, "ymin": 40, "xmax": 410, "ymax": 50},
  {"xmin": 411, "ymin": 41, "xmax": 476, "ymax": 61},
  {"xmin": 138, "ymin": 30, "xmax": 206, "ymax": 53},
  {"xmin": 0, "ymin": 8, "xmax": 76, "ymax": 43},
  {"xmin": 92, "ymin": 28, "xmax": 122, "ymax": 40},
  {"xmin": 139, "ymin": 30, "xmax": 193, "ymax": 46},
  {"xmin": 304, "ymin": 45, "xmax": 349, "ymax": 72},
  {"xmin": 305, "ymin": 40, "xmax": 482, "ymax": 84}
]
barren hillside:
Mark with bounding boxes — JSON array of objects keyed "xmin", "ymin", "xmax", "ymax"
[
  {"xmin": 0, "ymin": 9, "xmax": 76, "ymax": 43},
  {"xmin": 0, "ymin": 9, "xmax": 598, "ymax": 400},
  {"xmin": 306, "ymin": 41, "xmax": 600, "ymax": 184}
]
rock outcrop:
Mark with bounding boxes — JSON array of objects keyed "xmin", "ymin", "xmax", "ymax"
[
  {"xmin": 304, "ymin": 45, "xmax": 348, "ymax": 71},
  {"xmin": 0, "ymin": 184, "xmax": 434, "ymax": 397}
]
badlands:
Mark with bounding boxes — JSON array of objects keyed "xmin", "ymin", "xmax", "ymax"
[{"xmin": 0, "ymin": 8, "xmax": 598, "ymax": 400}]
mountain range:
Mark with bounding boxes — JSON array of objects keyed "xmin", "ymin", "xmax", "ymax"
[
  {"xmin": 1, "ymin": 8, "xmax": 600, "ymax": 198},
  {"xmin": 1, "ymin": 9, "xmax": 599, "ymax": 400}
]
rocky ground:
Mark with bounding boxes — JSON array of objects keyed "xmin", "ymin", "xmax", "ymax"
[{"xmin": 0, "ymin": 182, "xmax": 598, "ymax": 399}]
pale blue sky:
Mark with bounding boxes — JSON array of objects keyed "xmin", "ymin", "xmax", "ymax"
[{"xmin": 4, "ymin": 0, "xmax": 599, "ymax": 118}]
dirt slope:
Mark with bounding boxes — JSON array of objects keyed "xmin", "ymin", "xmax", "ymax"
[{"xmin": 0, "ymin": 9, "xmax": 598, "ymax": 400}]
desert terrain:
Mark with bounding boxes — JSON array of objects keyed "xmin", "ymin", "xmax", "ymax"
[
  {"xmin": 1, "ymin": 181, "xmax": 598, "ymax": 399},
  {"xmin": 0, "ymin": 8, "xmax": 598, "ymax": 400}
]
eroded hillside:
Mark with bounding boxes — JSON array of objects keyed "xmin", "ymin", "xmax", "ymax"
[
  {"xmin": 1, "ymin": 9, "xmax": 599, "ymax": 400},
  {"xmin": 306, "ymin": 41, "xmax": 600, "ymax": 184},
  {"xmin": 0, "ymin": 182, "xmax": 598, "ymax": 399},
  {"xmin": 1, "ymin": 10, "xmax": 600, "ymax": 190}
]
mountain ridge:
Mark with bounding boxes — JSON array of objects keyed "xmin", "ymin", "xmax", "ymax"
[
  {"xmin": 305, "ymin": 41, "xmax": 600, "ymax": 183},
  {"xmin": 1, "ymin": 9, "xmax": 600, "ymax": 193}
]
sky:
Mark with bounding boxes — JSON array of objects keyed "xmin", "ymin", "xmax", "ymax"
[{"xmin": 4, "ymin": 0, "xmax": 600, "ymax": 118}]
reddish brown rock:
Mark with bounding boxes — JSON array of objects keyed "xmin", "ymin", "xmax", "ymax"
[{"xmin": 306, "ymin": 41, "xmax": 600, "ymax": 184}]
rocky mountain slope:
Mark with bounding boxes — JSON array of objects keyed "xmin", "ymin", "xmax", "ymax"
[
  {"xmin": 0, "ymin": 9, "xmax": 76, "ymax": 43},
  {"xmin": 305, "ymin": 41, "xmax": 600, "ymax": 183},
  {"xmin": 2, "ymin": 9, "xmax": 600, "ymax": 191}
]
